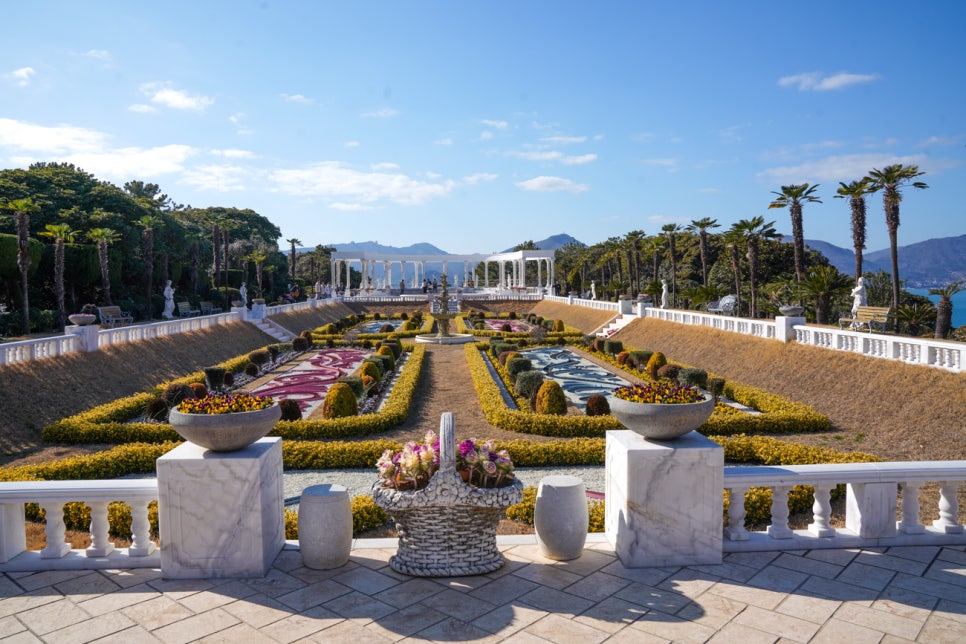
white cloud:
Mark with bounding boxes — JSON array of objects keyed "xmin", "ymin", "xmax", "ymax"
[
  {"xmin": 281, "ymin": 93, "xmax": 314, "ymax": 104},
  {"xmin": 640, "ymin": 158, "xmax": 679, "ymax": 172},
  {"xmin": 5, "ymin": 67, "xmax": 35, "ymax": 87},
  {"xmin": 229, "ymin": 113, "xmax": 251, "ymax": 135},
  {"xmin": 330, "ymin": 202, "xmax": 374, "ymax": 211},
  {"xmin": 0, "ymin": 118, "xmax": 105, "ymax": 153},
  {"xmin": 434, "ymin": 137, "xmax": 453, "ymax": 146},
  {"xmin": 139, "ymin": 82, "xmax": 214, "ymax": 111},
  {"xmin": 371, "ymin": 162, "xmax": 399, "ymax": 171},
  {"xmin": 426, "ymin": 171, "xmax": 442, "ymax": 179},
  {"xmin": 758, "ymin": 153, "xmax": 927, "ymax": 183},
  {"xmin": 515, "ymin": 176, "xmax": 588, "ymax": 193},
  {"xmin": 463, "ymin": 172, "xmax": 498, "ymax": 184},
  {"xmin": 561, "ymin": 153, "xmax": 597, "ymax": 165},
  {"xmin": 479, "ymin": 131, "xmax": 494, "ymax": 141},
  {"xmin": 181, "ymin": 164, "xmax": 249, "ymax": 191},
  {"xmin": 917, "ymin": 135, "xmax": 959, "ymax": 147},
  {"xmin": 268, "ymin": 161, "xmax": 456, "ymax": 206},
  {"xmin": 778, "ymin": 71, "xmax": 879, "ymax": 91},
  {"xmin": 481, "ymin": 119, "xmax": 508, "ymax": 130},
  {"xmin": 508, "ymin": 150, "xmax": 597, "ymax": 165},
  {"xmin": 79, "ymin": 49, "xmax": 111, "ymax": 61},
  {"xmin": 717, "ymin": 125, "xmax": 748, "ymax": 144},
  {"xmin": 362, "ymin": 107, "xmax": 398, "ymax": 118},
  {"xmin": 344, "ymin": 140, "xmax": 360, "ymax": 148},
  {"xmin": 541, "ymin": 135, "xmax": 586, "ymax": 145},
  {"xmin": 211, "ymin": 148, "xmax": 254, "ymax": 159},
  {"xmin": 128, "ymin": 104, "xmax": 157, "ymax": 114}
]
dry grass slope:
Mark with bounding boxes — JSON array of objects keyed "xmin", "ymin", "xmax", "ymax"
[{"xmin": 531, "ymin": 300, "xmax": 617, "ymax": 334}]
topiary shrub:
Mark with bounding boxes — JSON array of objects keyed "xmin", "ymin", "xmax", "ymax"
[
  {"xmin": 553, "ymin": 319, "xmax": 565, "ymax": 332},
  {"xmin": 189, "ymin": 382, "xmax": 208, "ymax": 398},
  {"xmin": 501, "ymin": 322, "xmax": 512, "ymax": 333},
  {"xmin": 378, "ymin": 339, "xmax": 402, "ymax": 359},
  {"xmin": 292, "ymin": 336, "xmax": 310, "ymax": 352},
  {"xmin": 244, "ymin": 363, "xmax": 259, "ymax": 377},
  {"xmin": 325, "ymin": 338, "xmax": 335, "ymax": 348},
  {"xmin": 498, "ymin": 350, "xmax": 519, "ymax": 367},
  {"xmin": 248, "ymin": 349, "xmax": 271, "ymax": 367},
  {"xmin": 400, "ymin": 311, "xmax": 409, "ymax": 320},
  {"xmin": 627, "ymin": 350, "xmax": 653, "ymax": 371},
  {"xmin": 267, "ymin": 345, "xmax": 280, "ymax": 361},
  {"xmin": 380, "ymin": 323, "xmax": 395, "ymax": 333},
  {"xmin": 656, "ymin": 363, "xmax": 681, "ymax": 381},
  {"xmin": 557, "ymin": 335, "xmax": 567, "ymax": 345},
  {"xmin": 515, "ymin": 370, "xmax": 545, "ymax": 400},
  {"xmin": 322, "ymin": 382, "xmax": 359, "ymax": 419},
  {"xmin": 351, "ymin": 495, "xmax": 388, "ymax": 534},
  {"xmin": 489, "ymin": 335, "xmax": 504, "ymax": 345},
  {"xmin": 603, "ymin": 339, "xmax": 623, "ymax": 355},
  {"xmin": 161, "ymin": 383, "xmax": 195, "ymax": 408},
  {"xmin": 223, "ymin": 371, "xmax": 235, "ymax": 388},
  {"xmin": 279, "ymin": 398, "xmax": 302, "ymax": 421},
  {"xmin": 535, "ymin": 380, "xmax": 567, "ymax": 415},
  {"xmin": 359, "ymin": 360, "xmax": 382, "ymax": 382},
  {"xmin": 337, "ymin": 375, "xmax": 364, "ymax": 398},
  {"xmin": 616, "ymin": 351, "xmax": 630, "ymax": 366},
  {"xmin": 678, "ymin": 368, "xmax": 708, "ymax": 389},
  {"xmin": 585, "ymin": 394, "xmax": 611, "ymax": 417},
  {"xmin": 646, "ymin": 351, "xmax": 667, "ymax": 379},
  {"xmin": 204, "ymin": 367, "xmax": 226, "ymax": 391},
  {"xmin": 145, "ymin": 397, "xmax": 169, "ymax": 422},
  {"xmin": 506, "ymin": 356, "xmax": 532, "ymax": 379},
  {"xmin": 707, "ymin": 377, "xmax": 726, "ymax": 402},
  {"xmin": 368, "ymin": 354, "xmax": 392, "ymax": 376},
  {"xmin": 508, "ymin": 311, "xmax": 517, "ymax": 320}
]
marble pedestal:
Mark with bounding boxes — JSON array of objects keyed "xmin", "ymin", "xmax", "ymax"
[
  {"xmin": 605, "ymin": 430, "xmax": 723, "ymax": 567},
  {"xmin": 157, "ymin": 437, "xmax": 284, "ymax": 579}
]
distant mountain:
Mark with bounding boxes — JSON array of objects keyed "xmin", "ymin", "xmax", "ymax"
[
  {"xmin": 502, "ymin": 233, "xmax": 584, "ymax": 252},
  {"xmin": 800, "ymin": 235, "xmax": 966, "ymax": 287},
  {"xmin": 327, "ymin": 240, "xmax": 447, "ymax": 255}
]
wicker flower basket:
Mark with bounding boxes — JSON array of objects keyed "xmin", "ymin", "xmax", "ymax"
[{"xmin": 371, "ymin": 413, "xmax": 523, "ymax": 577}]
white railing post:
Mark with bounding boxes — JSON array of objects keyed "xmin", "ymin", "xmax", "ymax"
[
  {"xmin": 934, "ymin": 482, "xmax": 964, "ymax": 534},
  {"xmin": 766, "ymin": 487, "xmax": 794, "ymax": 539},
  {"xmin": 86, "ymin": 501, "xmax": 115, "ymax": 558},
  {"xmin": 725, "ymin": 487, "xmax": 749, "ymax": 541},
  {"xmin": 808, "ymin": 484, "xmax": 835, "ymax": 537},
  {"xmin": 39, "ymin": 502, "xmax": 70, "ymax": 559},
  {"xmin": 846, "ymin": 482, "xmax": 897, "ymax": 538},
  {"xmin": 897, "ymin": 481, "xmax": 925, "ymax": 534},
  {"xmin": 129, "ymin": 500, "xmax": 156, "ymax": 557}
]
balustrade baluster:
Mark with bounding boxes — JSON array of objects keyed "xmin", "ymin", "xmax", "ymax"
[
  {"xmin": 86, "ymin": 501, "xmax": 114, "ymax": 557},
  {"xmin": 934, "ymin": 481, "xmax": 964, "ymax": 534},
  {"xmin": 766, "ymin": 486, "xmax": 794, "ymax": 539},
  {"xmin": 808, "ymin": 484, "xmax": 836, "ymax": 537},
  {"xmin": 39, "ymin": 502, "xmax": 71, "ymax": 558},
  {"xmin": 897, "ymin": 481, "xmax": 925, "ymax": 534},
  {"xmin": 129, "ymin": 501, "xmax": 157, "ymax": 556},
  {"xmin": 725, "ymin": 487, "xmax": 749, "ymax": 540}
]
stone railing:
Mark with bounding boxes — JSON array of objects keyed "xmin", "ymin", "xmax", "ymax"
[
  {"xmin": 723, "ymin": 461, "xmax": 966, "ymax": 552},
  {"xmin": 643, "ymin": 307, "xmax": 780, "ymax": 341},
  {"xmin": 794, "ymin": 325, "xmax": 964, "ymax": 373},
  {"xmin": 0, "ymin": 334, "xmax": 83, "ymax": 366},
  {"xmin": 0, "ymin": 480, "xmax": 159, "ymax": 571},
  {"xmin": 97, "ymin": 311, "xmax": 241, "ymax": 348}
]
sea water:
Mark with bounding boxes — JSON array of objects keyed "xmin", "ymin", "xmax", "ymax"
[{"xmin": 908, "ymin": 288, "xmax": 966, "ymax": 328}]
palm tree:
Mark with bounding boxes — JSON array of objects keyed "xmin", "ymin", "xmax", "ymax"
[
  {"xmin": 733, "ymin": 217, "xmax": 779, "ymax": 318},
  {"xmin": 896, "ymin": 303, "xmax": 936, "ymax": 336},
  {"xmin": 623, "ymin": 230, "xmax": 646, "ymax": 293},
  {"xmin": 721, "ymin": 226, "xmax": 745, "ymax": 317},
  {"xmin": 1, "ymin": 198, "xmax": 41, "ymax": 335},
  {"xmin": 866, "ymin": 164, "xmax": 928, "ymax": 321},
  {"xmin": 39, "ymin": 222, "xmax": 80, "ymax": 329},
  {"xmin": 661, "ymin": 224, "xmax": 682, "ymax": 307},
  {"xmin": 686, "ymin": 217, "xmax": 719, "ymax": 286},
  {"xmin": 794, "ymin": 265, "xmax": 851, "ymax": 325},
  {"xmin": 834, "ymin": 179, "xmax": 871, "ymax": 281},
  {"xmin": 768, "ymin": 183, "xmax": 822, "ymax": 282},
  {"xmin": 246, "ymin": 249, "xmax": 269, "ymax": 295},
  {"xmin": 88, "ymin": 227, "xmax": 122, "ymax": 305},
  {"xmin": 136, "ymin": 215, "xmax": 164, "ymax": 319},
  {"xmin": 642, "ymin": 236, "xmax": 663, "ymax": 282},
  {"xmin": 286, "ymin": 238, "xmax": 302, "ymax": 281},
  {"xmin": 929, "ymin": 281, "xmax": 965, "ymax": 339}
]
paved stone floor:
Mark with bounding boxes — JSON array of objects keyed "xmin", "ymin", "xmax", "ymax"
[{"xmin": 1, "ymin": 536, "xmax": 964, "ymax": 643}]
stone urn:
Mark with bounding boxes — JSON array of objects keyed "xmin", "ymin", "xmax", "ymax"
[
  {"xmin": 607, "ymin": 395, "xmax": 715, "ymax": 441},
  {"xmin": 168, "ymin": 403, "xmax": 281, "ymax": 452},
  {"xmin": 778, "ymin": 305, "xmax": 805, "ymax": 316},
  {"xmin": 68, "ymin": 313, "xmax": 97, "ymax": 326}
]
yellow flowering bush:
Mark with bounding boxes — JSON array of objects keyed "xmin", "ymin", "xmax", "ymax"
[
  {"xmin": 176, "ymin": 393, "xmax": 275, "ymax": 414},
  {"xmin": 612, "ymin": 382, "xmax": 704, "ymax": 404}
]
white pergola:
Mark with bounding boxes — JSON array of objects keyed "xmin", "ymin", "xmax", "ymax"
[{"xmin": 329, "ymin": 249, "xmax": 555, "ymax": 292}]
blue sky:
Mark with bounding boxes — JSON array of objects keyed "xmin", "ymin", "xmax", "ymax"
[{"xmin": 1, "ymin": 1, "xmax": 963, "ymax": 255}]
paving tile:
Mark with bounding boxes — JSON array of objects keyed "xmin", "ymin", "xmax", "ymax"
[
  {"xmin": 775, "ymin": 593, "xmax": 841, "ymax": 624},
  {"xmin": 733, "ymin": 604, "xmax": 821, "ymax": 642},
  {"xmin": 195, "ymin": 622, "xmax": 276, "ymax": 643},
  {"xmin": 427, "ymin": 572, "xmax": 494, "ymax": 593},
  {"xmin": 518, "ymin": 586, "xmax": 595, "ymax": 617},
  {"xmin": 363, "ymin": 602, "xmax": 447, "ymax": 640},
  {"xmin": 512, "ymin": 562, "xmax": 584, "ymax": 590},
  {"xmin": 176, "ymin": 581, "xmax": 258, "ymax": 613},
  {"xmin": 1, "ymin": 630, "xmax": 43, "ymax": 643},
  {"xmin": 599, "ymin": 560, "xmax": 675, "ymax": 587},
  {"xmin": 612, "ymin": 582, "xmax": 693, "ymax": 615},
  {"xmin": 890, "ymin": 571, "xmax": 966, "ymax": 603},
  {"xmin": 151, "ymin": 607, "xmax": 240, "ymax": 644},
  {"xmin": 562, "ymin": 571, "xmax": 630, "ymax": 603},
  {"xmin": 413, "ymin": 616, "xmax": 501, "ymax": 643},
  {"xmin": 257, "ymin": 605, "xmax": 343, "ymax": 643},
  {"xmin": 0, "ymin": 615, "xmax": 27, "ymax": 638},
  {"xmin": 603, "ymin": 627, "xmax": 670, "ymax": 643},
  {"xmin": 219, "ymin": 595, "xmax": 291, "ymax": 629},
  {"xmin": 417, "ymin": 588, "xmax": 495, "ymax": 623},
  {"xmin": 321, "ymin": 590, "xmax": 396, "ymax": 622},
  {"xmin": 884, "ymin": 545, "xmax": 941, "ymax": 564},
  {"xmin": 239, "ymin": 568, "xmax": 307, "ymax": 598},
  {"xmin": 878, "ymin": 636, "xmax": 918, "ymax": 644},
  {"xmin": 933, "ymin": 598, "xmax": 966, "ymax": 624},
  {"xmin": 43, "ymin": 611, "xmax": 137, "ymax": 644},
  {"xmin": 938, "ymin": 547, "xmax": 966, "ymax": 565},
  {"xmin": 723, "ymin": 551, "xmax": 780, "ymax": 569},
  {"xmin": 836, "ymin": 561, "xmax": 896, "ymax": 591},
  {"xmin": 689, "ymin": 560, "xmax": 759, "ymax": 583},
  {"xmin": 804, "ymin": 549, "xmax": 859, "ymax": 566},
  {"xmin": 917, "ymin": 613, "xmax": 966, "ymax": 644},
  {"xmin": 853, "ymin": 550, "xmax": 929, "ymax": 575},
  {"xmin": 628, "ymin": 611, "xmax": 716, "ymax": 643},
  {"xmin": 809, "ymin": 617, "xmax": 885, "ymax": 644},
  {"xmin": 657, "ymin": 568, "xmax": 720, "ymax": 600},
  {"xmin": 746, "ymin": 564, "xmax": 808, "ymax": 593},
  {"xmin": 17, "ymin": 598, "xmax": 92, "ymax": 636},
  {"xmin": 772, "ymin": 552, "xmax": 842, "ymax": 579},
  {"xmin": 924, "ymin": 560, "xmax": 966, "ymax": 588},
  {"xmin": 872, "ymin": 584, "xmax": 939, "ymax": 620},
  {"xmin": 372, "ymin": 577, "xmax": 444, "ymax": 609},
  {"xmin": 274, "ymin": 578, "xmax": 353, "ymax": 612},
  {"xmin": 76, "ymin": 582, "xmax": 160, "ymax": 617},
  {"xmin": 674, "ymin": 592, "xmax": 746, "ymax": 629},
  {"xmin": 307, "ymin": 618, "xmax": 394, "ymax": 643},
  {"xmin": 100, "ymin": 568, "xmax": 162, "ymax": 589},
  {"xmin": 350, "ymin": 549, "xmax": 395, "ymax": 570},
  {"xmin": 146, "ymin": 578, "xmax": 215, "ymax": 600},
  {"xmin": 798, "ymin": 576, "xmax": 875, "ymax": 604},
  {"xmin": 547, "ymin": 550, "xmax": 615, "ymax": 577},
  {"xmin": 705, "ymin": 579, "xmax": 786, "ymax": 610},
  {"xmin": 90, "ymin": 625, "xmax": 162, "ymax": 643},
  {"xmin": 330, "ymin": 566, "xmax": 400, "ymax": 595},
  {"xmin": 269, "ymin": 549, "xmax": 304, "ymax": 572},
  {"xmin": 573, "ymin": 596, "xmax": 647, "ymax": 633},
  {"xmin": 14, "ymin": 570, "xmax": 88, "ymax": 593},
  {"xmin": 0, "ymin": 575, "xmax": 24, "ymax": 597},
  {"xmin": 52, "ymin": 572, "xmax": 121, "ymax": 603},
  {"xmin": 469, "ymin": 575, "xmax": 540, "ymax": 606},
  {"xmin": 522, "ymin": 613, "xmax": 609, "ymax": 643},
  {"xmin": 706, "ymin": 621, "xmax": 779, "ymax": 644},
  {"xmin": 120, "ymin": 595, "xmax": 195, "ymax": 631},
  {"xmin": 833, "ymin": 603, "xmax": 925, "ymax": 641},
  {"xmin": 469, "ymin": 602, "xmax": 546, "ymax": 636}
]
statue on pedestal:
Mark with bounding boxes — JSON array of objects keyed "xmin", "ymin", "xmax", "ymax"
[
  {"xmin": 661, "ymin": 279, "xmax": 669, "ymax": 309},
  {"xmin": 850, "ymin": 277, "xmax": 867, "ymax": 314},
  {"xmin": 162, "ymin": 280, "xmax": 176, "ymax": 319}
]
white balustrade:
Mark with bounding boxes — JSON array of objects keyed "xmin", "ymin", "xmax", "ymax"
[
  {"xmin": 723, "ymin": 461, "xmax": 966, "ymax": 552},
  {"xmin": 0, "ymin": 480, "xmax": 159, "ymax": 571},
  {"xmin": 0, "ymin": 334, "xmax": 81, "ymax": 366},
  {"xmin": 795, "ymin": 325, "xmax": 963, "ymax": 372}
]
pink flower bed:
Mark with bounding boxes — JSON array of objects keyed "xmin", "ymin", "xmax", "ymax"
[
  {"xmin": 482, "ymin": 319, "xmax": 531, "ymax": 332},
  {"xmin": 250, "ymin": 348, "xmax": 368, "ymax": 415}
]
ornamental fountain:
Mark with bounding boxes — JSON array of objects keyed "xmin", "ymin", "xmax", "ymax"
[{"xmin": 415, "ymin": 273, "xmax": 474, "ymax": 344}]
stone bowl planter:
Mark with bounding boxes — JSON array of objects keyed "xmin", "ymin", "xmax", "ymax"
[
  {"xmin": 607, "ymin": 394, "xmax": 715, "ymax": 441},
  {"xmin": 68, "ymin": 313, "xmax": 97, "ymax": 326},
  {"xmin": 168, "ymin": 403, "xmax": 281, "ymax": 452},
  {"xmin": 371, "ymin": 413, "xmax": 523, "ymax": 577},
  {"xmin": 778, "ymin": 305, "xmax": 805, "ymax": 316}
]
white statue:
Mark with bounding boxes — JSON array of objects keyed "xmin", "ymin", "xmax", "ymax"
[
  {"xmin": 850, "ymin": 277, "xmax": 867, "ymax": 314},
  {"xmin": 590, "ymin": 281, "xmax": 596, "ymax": 300},
  {"xmin": 239, "ymin": 282, "xmax": 248, "ymax": 307},
  {"xmin": 162, "ymin": 280, "xmax": 176, "ymax": 319},
  {"xmin": 661, "ymin": 279, "xmax": 669, "ymax": 309}
]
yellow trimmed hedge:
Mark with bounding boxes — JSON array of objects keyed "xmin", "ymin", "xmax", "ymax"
[{"xmin": 506, "ymin": 486, "xmax": 605, "ymax": 532}]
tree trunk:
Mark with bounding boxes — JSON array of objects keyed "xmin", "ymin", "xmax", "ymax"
[{"xmin": 935, "ymin": 298, "xmax": 952, "ymax": 339}]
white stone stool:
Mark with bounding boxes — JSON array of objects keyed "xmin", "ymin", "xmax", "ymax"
[
  {"xmin": 298, "ymin": 484, "xmax": 352, "ymax": 569},
  {"xmin": 534, "ymin": 475, "xmax": 588, "ymax": 561}
]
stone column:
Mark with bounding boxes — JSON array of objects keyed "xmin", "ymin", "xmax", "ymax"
[{"xmin": 64, "ymin": 324, "xmax": 100, "ymax": 352}]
